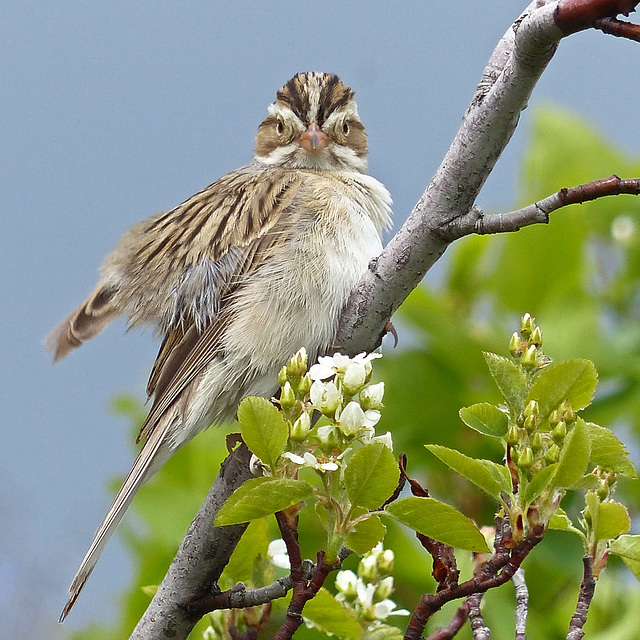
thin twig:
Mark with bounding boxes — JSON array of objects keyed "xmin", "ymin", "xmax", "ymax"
[
  {"xmin": 404, "ymin": 519, "xmax": 545, "ymax": 640},
  {"xmin": 425, "ymin": 603, "xmax": 469, "ymax": 640},
  {"xmin": 512, "ymin": 568, "xmax": 529, "ymax": 640},
  {"xmin": 566, "ymin": 556, "xmax": 596, "ymax": 640},
  {"xmin": 467, "ymin": 593, "xmax": 490, "ymax": 640},
  {"xmin": 594, "ymin": 16, "xmax": 640, "ymax": 40},
  {"xmin": 448, "ymin": 175, "xmax": 640, "ymax": 238}
]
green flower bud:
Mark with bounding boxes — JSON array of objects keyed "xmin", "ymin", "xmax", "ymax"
[
  {"xmin": 521, "ymin": 344, "xmax": 538, "ymax": 367},
  {"xmin": 531, "ymin": 432, "xmax": 543, "ymax": 452},
  {"xmin": 374, "ymin": 576, "xmax": 394, "ymax": 602},
  {"xmin": 524, "ymin": 400, "xmax": 539, "ymax": 419},
  {"xmin": 518, "ymin": 447, "xmax": 534, "ymax": 469},
  {"xmin": 524, "ymin": 415, "xmax": 536, "ymax": 433},
  {"xmin": 520, "ymin": 313, "xmax": 534, "ymax": 338},
  {"xmin": 530, "ymin": 326, "xmax": 543, "ymax": 347},
  {"xmin": 607, "ymin": 472, "xmax": 617, "ymax": 488},
  {"xmin": 280, "ymin": 381, "xmax": 296, "ymax": 410},
  {"xmin": 548, "ymin": 409, "xmax": 561, "ymax": 427},
  {"xmin": 278, "ymin": 366, "xmax": 288, "ymax": 387},
  {"xmin": 298, "ymin": 373, "xmax": 312, "ymax": 397},
  {"xmin": 552, "ymin": 421, "xmax": 567, "ymax": 443},
  {"xmin": 560, "ymin": 400, "xmax": 576, "ymax": 425},
  {"xmin": 506, "ymin": 425, "xmax": 520, "ymax": 446},
  {"xmin": 597, "ymin": 487, "xmax": 609, "ymax": 501},
  {"xmin": 545, "ymin": 443, "xmax": 560, "ymax": 464},
  {"xmin": 377, "ymin": 548, "xmax": 395, "ymax": 575},
  {"xmin": 358, "ymin": 554, "xmax": 379, "ymax": 583},
  {"xmin": 290, "ymin": 412, "xmax": 311, "ymax": 441},
  {"xmin": 509, "ymin": 332, "xmax": 522, "ymax": 357}
]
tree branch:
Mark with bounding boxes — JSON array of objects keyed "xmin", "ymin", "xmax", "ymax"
[
  {"xmin": 424, "ymin": 604, "xmax": 469, "ymax": 640},
  {"xmin": 335, "ymin": 0, "xmax": 640, "ymax": 356},
  {"xmin": 467, "ymin": 593, "xmax": 489, "ymax": 640},
  {"xmin": 129, "ymin": 445, "xmax": 254, "ymax": 640},
  {"xmin": 512, "ymin": 568, "xmax": 529, "ymax": 640},
  {"xmin": 566, "ymin": 555, "xmax": 596, "ymax": 640}
]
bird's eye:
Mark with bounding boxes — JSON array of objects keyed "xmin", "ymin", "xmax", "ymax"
[
  {"xmin": 276, "ymin": 119, "xmax": 284, "ymax": 135},
  {"xmin": 342, "ymin": 120, "xmax": 350, "ymax": 135}
]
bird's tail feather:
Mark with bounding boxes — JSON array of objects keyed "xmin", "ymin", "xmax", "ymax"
[
  {"xmin": 59, "ymin": 423, "xmax": 170, "ymax": 622},
  {"xmin": 46, "ymin": 285, "xmax": 120, "ymax": 362}
]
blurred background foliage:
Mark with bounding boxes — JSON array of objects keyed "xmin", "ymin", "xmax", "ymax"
[{"xmin": 70, "ymin": 105, "xmax": 640, "ymax": 639}]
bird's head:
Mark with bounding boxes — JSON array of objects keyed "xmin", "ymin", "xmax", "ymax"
[{"xmin": 254, "ymin": 72, "xmax": 368, "ymax": 172}]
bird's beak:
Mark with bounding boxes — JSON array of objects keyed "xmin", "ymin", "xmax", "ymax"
[{"xmin": 299, "ymin": 122, "xmax": 329, "ymax": 152}]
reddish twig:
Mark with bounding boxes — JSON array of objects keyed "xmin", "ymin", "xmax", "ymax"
[
  {"xmin": 424, "ymin": 603, "xmax": 469, "ymax": 640},
  {"xmin": 566, "ymin": 556, "xmax": 597, "ymax": 640},
  {"xmin": 273, "ymin": 510, "xmax": 335, "ymax": 640},
  {"xmin": 594, "ymin": 16, "xmax": 640, "ymax": 40},
  {"xmin": 558, "ymin": 175, "xmax": 640, "ymax": 205},
  {"xmin": 404, "ymin": 519, "xmax": 545, "ymax": 640},
  {"xmin": 554, "ymin": 0, "xmax": 639, "ymax": 35}
]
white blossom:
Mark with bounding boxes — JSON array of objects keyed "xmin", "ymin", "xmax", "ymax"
[
  {"xmin": 373, "ymin": 599, "xmax": 410, "ymax": 619},
  {"xmin": 268, "ymin": 539, "xmax": 290, "ymax": 569},
  {"xmin": 310, "ymin": 380, "xmax": 341, "ymax": 414},
  {"xmin": 360, "ymin": 382, "xmax": 385, "ymax": 410},
  {"xmin": 338, "ymin": 401, "xmax": 367, "ymax": 435},
  {"xmin": 343, "ymin": 361, "xmax": 367, "ymax": 394}
]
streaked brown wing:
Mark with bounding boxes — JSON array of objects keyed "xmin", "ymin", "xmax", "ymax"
[{"xmin": 137, "ymin": 169, "xmax": 300, "ymax": 443}]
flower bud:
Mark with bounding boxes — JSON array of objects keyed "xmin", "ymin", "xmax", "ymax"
[
  {"xmin": 343, "ymin": 362, "xmax": 367, "ymax": 395},
  {"xmin": 280, "ymin": 381, "xmax": 296, "ymax": 410},
  {"xmin": 278, "ymin": 366, "xmax": 288, "ymax": 387},
  {"xmin": 530, "ymin": 432, "xmax": 543, "ymax": 452},
  {"xmin": 561, "ymin": 400, "xmax": 576, "ymax": 424},
  {"xmin": 358, "ymin": 554, "xmax": 379, "ymax": 583},
  {"xmin": 521, "ymin": 344, "xmax": 537, "ymax": 367},
  {"xmin": 360, "ymin": 382, "xmax": 385, "ymax": 410},
  {"xmin": 524, "ymin": 400, "xmax": 539, "ymax": 419},
  {"xmin": 507, "ymin": 425, "xmax": 520, "ymax": 446},
  {"xmin": 524, "ymin": 415, "xmax": 536, "ymax": 433},
  {"xmin": 310, "ymin": 380, "xmax": 341, "ymax": 416},
  {"xmin": 518, "ymin": 447, "xmax": 534, "ymax": 469},
  {"xmin": 545, "ymin": 443, "xmax": 560, "ymax": 464},
  {"xmin": 548, "ymin": 409, "xmax": 561, "ymax": 427},
  {"xmin": 374, "ymin": 576, "xmax": 394, "ymax": 601},
  {"xmin": 316, "ymin": 425, "xmax": 341, "ymax": 450},
  {"xmin": 509, "ymin": 332, "xmax": 522, "ymax": 357},
  {"xmin": 552, "ymin": 421, "xmax": 567, "ymax": 443},
  {"xmin": 290, "ymin": 412, "xmax": 311, "ymax": 441},
  {"xmin": 520, "ymin": 313, "xmax": 534, "ymax": 338},
  {"xmin": 530, "ymin": 326, "xmax": 543, "ymax": 347},
  {"xmin": 335, "ymin": 570, "xmax": 358, "ymax": 600},
  {"xmin": 338, "ymin": 401, "xmax": 366, "ymax": 435},
  {"xmin": 298, "ymin": 373, "xmax": 312, "ymax": 397}
]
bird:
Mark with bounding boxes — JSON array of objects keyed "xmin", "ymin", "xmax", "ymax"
[{"xmin": 48, "ymin": 71, "xmax": 392, "ymax": 621}]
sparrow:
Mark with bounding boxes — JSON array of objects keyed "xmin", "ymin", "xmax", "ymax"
[{"xmin": 48, "ymin": 71, "xmax": 392, "ymax": 620}]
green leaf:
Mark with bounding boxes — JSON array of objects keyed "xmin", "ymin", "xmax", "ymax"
[
  {"xmin": 459, "ymin": 403, "xmax": 509, "ymax": 437},
  {"xmin": 302, "ymin": 587, "xmax": 363, "ymax": 639},
  {"xmin": 215, "ymin": 477, "xmax": 313, "ymax": 526},
  {"xmin": 225, "ymin": 517, "xmax": 270, "ymax": 584},
  {"xmin": 344, "ymin": 443, "xmax": 399, "ymax": 510},
  {"xmin": 384, "ymin": 496, "xmax": 490, "ymax": 552},
  {"xmin": 362, "ymin": 625, "xmax": 404, "ymax": 640},
  {"xmin": 346, "ymin": 515, "xmax": 387, "ymax": 555},
  {"xmin": 549, "ymin": 509, "xmax": 583, "ymax": 536},
  {"xmin": 553, "ymin": 418, "xmax": 591, "ymax": 488},
  {"xmin": 585, "ymin": 422, "xmax": 636, "ymax": 477},
  {"xmin": 522, "ymin": 464, "xmax": 558, "ymax": 504},
  {"xmin": 237, "ymin": 397, "xmax": 289, "ymax": 470},
  {"xmin": 483, "ymin": 352, "xmax": 528, "ymax": 413},
  {"xmin": 527, "ymin": 359, "xmax": 597, "ymax": 421},
  {"xmin": 610, "ymin": 535, "xmax": 640, "ymax": 563},
  {"xmin": 426, "ymin": 444, "xmax": 508, "ymax": 497},
  {"xmin": 620, "ymin": 557, "xmax": 640, "ymax": 583},
  {"xmin": 594, "ymin": 501, "xmax": 631, "ymax": 542}
]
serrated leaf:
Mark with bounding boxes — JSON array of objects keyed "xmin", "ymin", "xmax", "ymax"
[
  {"xmin": 225, "ymin": 518, "xmax": 270, "ymax": 584},
  {"xmin": 426, "ymin": 444, "xmax": 506, "ymax": 497},
  {"xmin": 610, "ymin": 535, "xmax": 640, "ymax": 566},
  {"xmin": 523, "ymin": 464, "xmax": 558, "ymax": 504},
  {"xmin": 570, "ymin": 474, "xmax": 601, "ymax": 491},
  {"xmin": 553, "ymin": 418, "xmax": 591, "ymax": 488},
  {"xmin": 459, "ymin": 403, "xmax": 509, "ymax": 437},
  {"xmin": 347, "ymin": 515, "xmax": 387, "ymax": 555},
  {"xmin": 344, "ymin": 443, "xmax": 399, "ymax": 510},
  {"xmin": 483, "ymin": 352, "xmax": 528, "ymax": 413},
  {"xmin": 302, "ymin": 587, "xmax": 363, "ymax": 639},
  {"xmin": 585, "ymin": 422, "xmax": 636, "ymax": 477},
  {"xmin": 594, "ymin": 501, "xmax": 630, "ymax": 542},
  {"xmin": 549, "ymin": 509, "xmax": 583, "ymax": 536},
  {"xmin": 215, "ymin": 477, "xmax": 313, "ymax": 526},
  {"xmin": 527, "ymin": 359, "xmax": 597, "ymax": 421},
  {"xmin": 237, "ymin": 397, "xmax": 288, "ymax": 470},
  {"xmin": 385, "ymin": 496, "xmax": 489, "ymax": 552}
]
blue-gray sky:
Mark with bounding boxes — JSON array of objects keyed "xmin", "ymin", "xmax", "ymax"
[{"xmin": 3, "ymin": 1, "xmax": 639, "ymax": 637}]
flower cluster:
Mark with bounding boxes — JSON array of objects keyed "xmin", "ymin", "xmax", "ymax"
[
  {"xmin": 275, "ymin": 349, "xmax": 392, "ymax": 477},
  {"xmin": 334, "ymin": 544, "xmax": 409, "ymax": 625}
]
